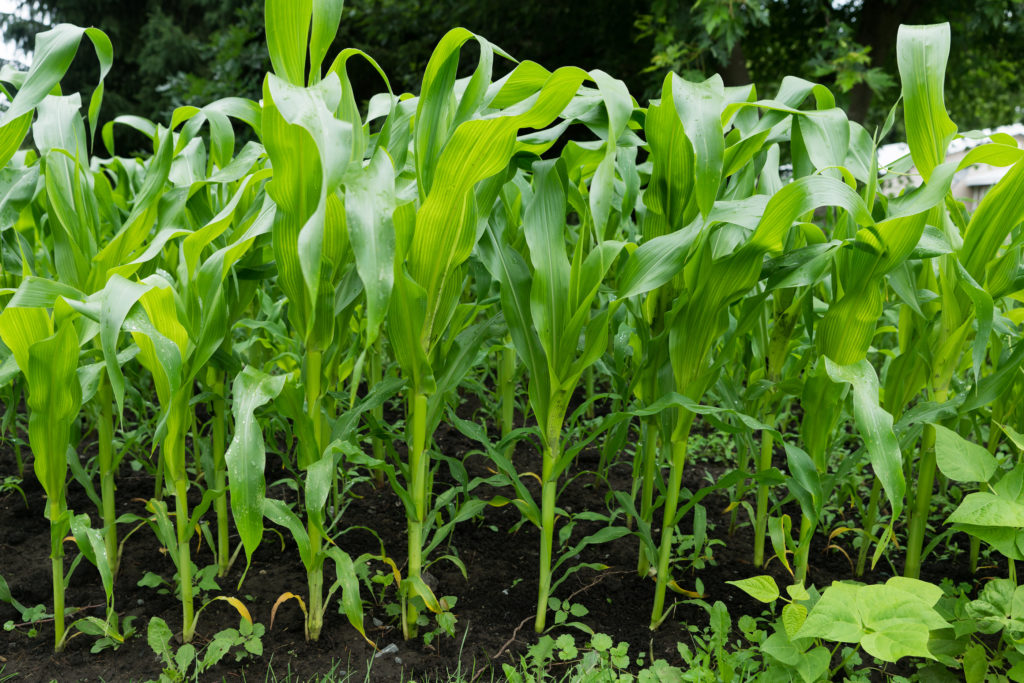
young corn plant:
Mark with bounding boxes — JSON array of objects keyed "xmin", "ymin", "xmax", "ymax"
[
  {"xmin": 259, "ymin": 0, "xmax": 390, "ymax": 642},
  {"xmin": 482, "ymin": 155, "xmax": 628, "ymax": 633},
  {"xmin": 0, "ymin": 301, "xmax": 83, "ymax": 651}
]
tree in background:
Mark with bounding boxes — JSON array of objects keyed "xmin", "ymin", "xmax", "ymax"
[
  {"xmin": 640, "ymin": 0, "xmax": 1024, "ymax": 130},
  {"xmin": 1, "ymin": 0, "xmax": 1021, "ymax": 134}
]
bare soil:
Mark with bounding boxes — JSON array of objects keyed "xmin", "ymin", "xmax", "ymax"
[{"xmin": 0, "ymin": 408, "xmax": 978, "ymax": 682}]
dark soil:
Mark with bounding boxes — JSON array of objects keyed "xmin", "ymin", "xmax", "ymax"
[{"xmin": 0, "ymin": 404, "xmax": 980, "ymax": 683}]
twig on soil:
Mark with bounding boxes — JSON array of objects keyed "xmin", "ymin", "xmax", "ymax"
[
  {"xmin": 5, "ymin": 602, "xmax": 104, "ymax": 628},
  {"xmin": 474, "ymin": 614, "xmax": 532, "ymax": 682}
]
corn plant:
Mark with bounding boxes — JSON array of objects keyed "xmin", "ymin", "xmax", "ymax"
[
  {"xmin": 482, "ymin": 155, "xmax": 628, "ymax": 632},
  {"xmin": 257, "ymin": 0, "xmax": 393, "ymax": 642},
  {"xmin": 0, "ymin": 302, "xmax": 82, "ymax": 651}
]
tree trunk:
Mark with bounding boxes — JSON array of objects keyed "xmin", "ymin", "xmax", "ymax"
[
  {"xmin": 722, "ymin": 42, "xmax": 750, "ymax": 86},
  {"xmin": 848, "ymin": 0, "xmax": 925, "ymax": 124}
]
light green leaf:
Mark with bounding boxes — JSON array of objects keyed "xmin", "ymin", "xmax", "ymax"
[
  {"xmin": 726, "ymin": 575, "xmax": 779, "ymax": 604},
  {"xmin": 225, "ymin": 367, "xmax": 287, "ymax": 569},
  {"xmin": 933, "ymin": 424, "xmax": 998, "ymax": 483}
]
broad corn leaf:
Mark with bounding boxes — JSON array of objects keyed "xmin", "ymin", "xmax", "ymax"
[
  {"xmin": 825, "ymin": 359, "xmax": 904, "ymax": 522},
  {"xmin": 26, "ymin": 320, "xmax": 82, "ymax": 503},
  {"xmin": 346, "ymin": 148, "xmax": 396, "ymax": 344},
  {"xmin": 898, "ymin": 24, "xmax": 957, "ymax": 182},
  {"xmin": 670, "ymin": 73, "xmax": 724, "ymax": 218},
  {"xmin": 265, "ymin": 0, "xmax": 313, "ymax": 86},
  {"xmin": 225, "ymin": 367, "xmax": 287, "ymax": 569}
]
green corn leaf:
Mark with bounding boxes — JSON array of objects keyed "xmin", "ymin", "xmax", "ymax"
[
  {"xmin": 70, "ymin": 513, "xmax": 113, "ymax": 604},
  {"xmin": 0, "ymin": 306, "xmax": 52, "ymax": 374},
  {"xmin": 642, "ymin": 74, "xmax": 695, "ymax": 238},
  {"xmin": 617, "ymin": 219, "xmax": 700, "ymax": 298},
  {"xmin": 346, "ymin": 148, "xmax": 396, "ymax": 344},
  {"xmin": 99, "ymin": 276, "xmax": 152, "ymax": 418},
  {"xmin": 304, "ymin": 456, "xmax": 334, "ymax": 540},
  {"xmin": 263, "ymin": 497, "xmax": 312, "ymax": 571},
  {"xmin": 308, "ymin": 0, "xmax": 344, "ymax": 83},
  {"xmin": 670, "ymin": 73, "xmax": 724, "ymax": 219},
  {"xmin": 897, "ymin": 23, "xmax": 957, "ymax": 182},
  {"xmin": 263, "ymin": 73, "xmax": 352, "ymax": 326},
  {"xmin": 225, "ymin": 366, "xmax": 287, "ymax": 570},
  {"xmin": 26, "ymin": 320, "xmax": 82, "ymax": 503},
  {"xmin": 324, "ymin": 547, "xmax": 372, "ymax": 645},
  {"xmin": 265, "ymin": 0, "xmax": 313, "ymax": 85},
  {"xmin": 960, "ymin": 159, "xmax": 1024, "ymax": 283},
  {"xmin": 825, "ymin": 359, "xmax": 904, "ymax": 522},
  {"xmin": 524, "ymin": 160, "xmax": 570, "ymax": 370},
  {"xmin": 1, "ymin": 24, "xmax": 111, "ymax": 164}
]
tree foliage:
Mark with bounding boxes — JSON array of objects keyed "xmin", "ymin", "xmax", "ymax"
[{"xmin": 2, "ymin": 0, "xmax": 1021, "ymax": 131}]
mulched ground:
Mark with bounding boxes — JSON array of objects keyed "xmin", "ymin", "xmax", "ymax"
[{"xmin": 0, "ymin": 400, "xmax": 980, "ymax": 682}]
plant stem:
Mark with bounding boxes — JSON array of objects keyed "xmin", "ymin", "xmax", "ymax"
[
  {"xmin": 305, "ymin": 350, "xmax": 324, "ymax": 460},
  {"xmin": 904, "ymin": 423, "xmax": 938, "ymax": 579},
  {"xmin": 304, "ymin": 348, "xmax": 327, "ymax": 640},
  {"xmin": 174, "ymin": 476, "xmax": 195, "ymax": 642},
  {"xmin": 637, "ymin": 417, "xmax": 659, "ymax": 577},
  {"xmin": 370, "ymin": 337, "xmax": 386, "ymax": 486},
  {"xmin": 500, "ymin": 334, "xmax": 516, "ymax": 457},
  {"xmin": 167, "ymin": 389, "xmax": 194, "ymax": 642},
  {"xmin": 97, "ymin": 377, "xmax": 119, "ymax": 575},
  {"xmin": 584, "ymin": 365, "xmax": 595, "ymax": 419},
  {"xmin": 13, "ymin": 437, "xmax": 23, "ymax": 479},
  {"xmin": 729, "ymin": 434, "xmax": 754, "ymax": 536},
  {"xmin": 50, "ymin": 498, "xmax": 65, "ymax": 652},
  {"xmin": 210, "ymin": 369, "xmax": 229, "ymax": 577},
  {"xmin": 404, "ymin": 390, "xmax": 429, "ymax": 639},
  {"xmin": 855, "ymin": 477, "xmax": 881, "ymax": 577},
  {"xmin": 534, "ymin": 435, "xmax": 560, "ymax": 634},
  {"xmin": 307, "ymin": 527, "xmax": 324, "ymax": 640},
  {"xmin": 752, "ymin": 430, "xmax": 774, "ymax": 567},
  {"xmin": 793, "ymin": 514, "xmax": 814, "ymax": 584},
  {"xmin": 650, "ymin": 410, "xmax": 694, "ymax": 630}
]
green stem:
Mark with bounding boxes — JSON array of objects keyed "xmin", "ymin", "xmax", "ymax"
[
  {"xmin": 650, "ymin": 410, "xmax": 694, "ymax": 630},
  {"xmin": 307, "ymin": 523, "xmax": 324, "ymax": 641},
  {"xmin": 793, "ymin": 514, "xmax": 814, "ymax": 585},
  {"xmin": 305, "ymin": 350, "xmax": 324, "ymax": 459},
  {"xmin": 174, "ymin": 476, "xmax": 195, "ymax": 642},
  {"xmin": 210, "ymin": 369, "xmax": 229, "ymax": 578},
  {"xmin": 584, "ymin": 365, "xmax": 595, "ymax": 420},
  {"xmin": 534, "ymin": 435, "xmax": 560, "ymax": 634},
  {"xmin": 729, "ymin": 435, "xmax": 754, "ymax": 536},
  {"xmin": 752, "ymin": 431, "xmax": 774, "ymax": 567},
  {"xmin": 165, "ymin": 388, "xmax": 195, "ymax": 642},
  {"xmin": 637, "ymin": 417, "xmax": 659, "ymax": 577},
  {"xmin": 50, "ymin": 498, "xmax": 66, "ymax": 652},
  {"xmin": 303, "ymin": 348, "xmax": 327, "ymax": 640},
  {"xmin": 370, "ymin": 337, "xmax": 386, "ymax": 486},
  {"xmin": 404, "ymin": 391, "xmax": 429, "ymax": 640},
  {"xmin": 97, "ymin": 377, "xmax": 118, "ymax": 575},
  {"xmin": 153, "ymin": 448, "xmax": 164, "ymax": 501},
  {"xmin": 855, "ymin": 477, "xmax": 881, "ymax": 577},
  {"xmin": 904, "ymin": 423, "xmax": 938, "ymax": 579},
  {"xmin": 500, "ymin": 335, "xmax": 516, "ymax": 457},
  {"xmin": 970, "ymin": 535, "xmax": 980, "ymax": 574}
]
